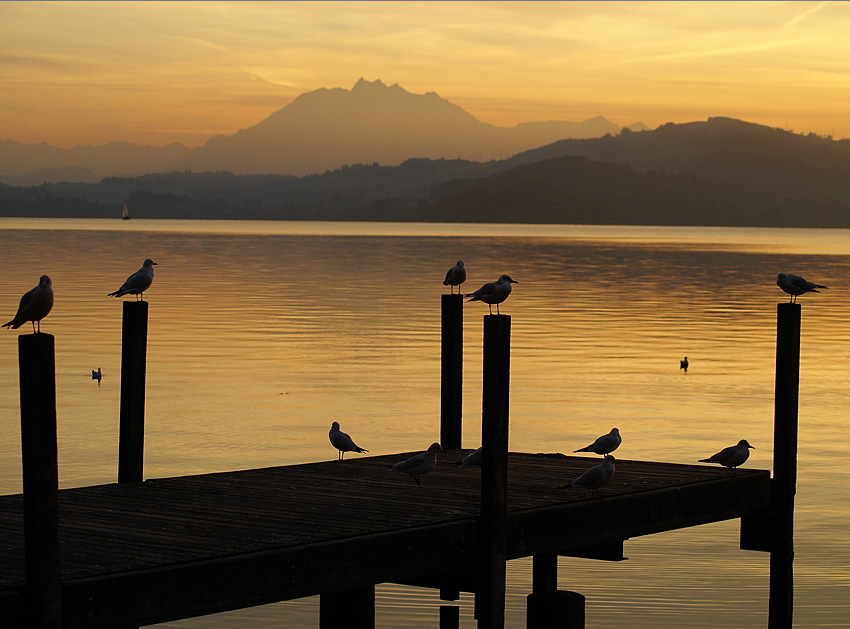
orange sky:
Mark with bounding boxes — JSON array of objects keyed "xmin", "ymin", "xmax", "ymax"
[{"xmin": 1, "ymin": 1, "xmax": 848, "ymax": 148}]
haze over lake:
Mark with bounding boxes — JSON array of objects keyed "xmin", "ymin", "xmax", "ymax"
[{"xmin": 1, "ymin": 219, "xmax": 848, "ymax": 627}]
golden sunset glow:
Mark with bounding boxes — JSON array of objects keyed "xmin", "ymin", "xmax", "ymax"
[{"xmin": 1, "ymin": 1, "xmax": 848, "ymax": 148}]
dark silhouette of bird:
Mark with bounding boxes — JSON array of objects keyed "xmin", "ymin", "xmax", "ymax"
[
  {"xmin": 561, "ymin": 455, "xmax": 616, "ymax": 498},
  {"xmin": 108, "ymin": 259, "xmax": 157, "ymax": 300},
  {"xmin": 680, "ymin": 356, "xmax": 689, "ymax": 372},
  {"xmin": 699, "ymin": 439, "xmax": 754, "ymax": 475},
  {"xmin": 574, "ymin": 428, "xmax": 621, "ymax": 456},
  {"xmin": 466, "ymin": 274, "xmax": 517, "ymax": 314},
  {"xmin": 776, "ymin": 273, "xmax": 827, "ymax": 303},
  {"xmin": 3, "ymin": 275, "xmax": 53, "ymax": 333},
  {"xmin": 389, "ymin": 442, "xmax": 444, "ymax": 488},
  {"xmin": 328, "ymin": 421, "xmax": 368, "ymax": 460},
  {"xmin": 443, "ymin": 260, "xmax": 466, "ymax": 294}
]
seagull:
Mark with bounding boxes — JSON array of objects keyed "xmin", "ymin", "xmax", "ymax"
[
  {"xmin": 443, "ymin": 260, "xmax": 467, "ymax": 294},
  {"xmin": 328, "ymin": 421, "xmax": 368, "ymax": 460},
  {"xmin": 776, "ymin": 273, "xmax": 827, "ymax": 303},
  {"xmin": 466, "ymin": 274, "xmax": 517, "ymax": 314},
  {"xmin": 92, "ymin": 367, "xmax": 102, "ymax": 382},
  {"xmin": 574, "ymin": 428, "xmax": 621, "ymax": 456},
  {"xmin": 3, "ymin": 275, "xmax": 53, "ymax": 333},
  {"xmin": 108, "ymin": 259, "xmax": 157, "ymax": 300},
  {"xmin": 390, "ymin": 442, "xmax": 444, "ymax": 488},
  {"xmin": 561, "ymin": 455, "xmax": 616, "ymax": 498},
  {"xmin": 459, "ymin": 446, "xmax": 483, "ymax": 467},
  {"xmin": 680, "ymin": 356, "xmax": 689, "ymax": 372},
  {"xmin": 699, "ymin": 439, "xmax": 754, "ymax": 475}
]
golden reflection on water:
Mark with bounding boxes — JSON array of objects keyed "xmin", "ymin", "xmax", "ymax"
[{"xmin": 1, "ymin": 219, "xmax": 849, "ymax": 627}]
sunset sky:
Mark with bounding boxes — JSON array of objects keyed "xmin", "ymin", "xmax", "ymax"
[{"xmin": 2, "ymin": 1, "xmax": 848, "ymax": 148}]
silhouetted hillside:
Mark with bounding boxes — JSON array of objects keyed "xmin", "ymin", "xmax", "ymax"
[{"xmin": 509, "ymin": 117, "xmax": 850, "ymax": 201}]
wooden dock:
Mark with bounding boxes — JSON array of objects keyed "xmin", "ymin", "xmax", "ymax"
[{"xmin": 0, "ymin": 451, "xmax": 770, "ymax": 628}]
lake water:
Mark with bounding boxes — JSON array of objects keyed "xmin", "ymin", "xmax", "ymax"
[{"xmin": 1, "ymin": 218, "xmax": 848, "ymax": 627}]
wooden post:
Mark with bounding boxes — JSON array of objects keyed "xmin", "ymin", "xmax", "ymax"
[
  {"xmin": 440, "ymin": 605, "xmax": 460, "ymax": 629},
  {"xmin": 477, "ymin": 314, "xmax": 510, "ymax": 629},
  {"xmin": 769, "ymin": 302, "xmax": 799, "ymax": 629},
  {"xmin": 118, "ymin": 300, "xmax": 148, "ymax": 484},
  {"xmin": 18, "ymin": 333, "xmax": 63, "ymax": 628},
  {"xmin": 527, "ymin": 554, "xmax": 586, "ymax": 628},
  {"xmin": 320, "ymin": 586, "xmax": 375, "ymax": 629},
  {"xmin": 441, "ymin": 294, "xmax": 463, "ymax": 450}
]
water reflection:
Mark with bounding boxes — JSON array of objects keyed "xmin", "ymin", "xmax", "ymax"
[{"xmin": 1, "ymin": 219, "xmax": 848, "ymax": 627}]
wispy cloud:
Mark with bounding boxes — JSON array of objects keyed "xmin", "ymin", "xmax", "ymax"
[{"xmin": 784, "ymin": 1, "xmax": 829, "ymax": 27}]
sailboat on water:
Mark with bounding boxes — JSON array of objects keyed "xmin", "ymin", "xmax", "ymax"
[{"xmin": 121, "ymin": 202, "xmax": 130, "ymax": 220}]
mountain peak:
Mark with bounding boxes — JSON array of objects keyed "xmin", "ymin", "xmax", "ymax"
[{"xmin": 352, "ymin": 77, "xmax": 389, "ymax": 92}]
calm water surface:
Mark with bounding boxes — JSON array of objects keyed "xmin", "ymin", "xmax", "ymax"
[{"xmin": 1, "ymin": 219, "xmax": 848, "ymax": 627}]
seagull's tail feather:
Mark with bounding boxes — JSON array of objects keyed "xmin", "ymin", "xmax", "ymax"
[
  {"xmin": 574, "ymin": 447, "xmax": 589, "ymax": 453},
  {"xmin": 2, "ymin": 319, "xmax": 20, "ymax": 329}
]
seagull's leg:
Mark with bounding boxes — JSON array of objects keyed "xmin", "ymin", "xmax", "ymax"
[{"xmin": 414, "ymin": 475, "xmax": 421, "ymax": 489}]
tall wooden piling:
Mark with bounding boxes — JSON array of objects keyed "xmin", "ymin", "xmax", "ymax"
[
  {"xmin": 770, "ymin": 302, "xmax": 800, "ymax": 628},
  {"xmin": 118, "ymin": 300, "xmax": 149, "ymax": 484},
  {"xmin": 18, "ymin": 333, "xmax": 63, "ymax": 628},
  {"xmin": 477, "ymin": 314, "xmax": 510, "ymax": 628},
  {"xmin": 441, "ymin": 294, "xmax": 463, "ymax": 450}
]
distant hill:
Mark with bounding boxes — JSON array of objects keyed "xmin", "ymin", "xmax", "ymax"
[
  {"xmin": 3, "ymin": 117, "xmax": 850, "ymax": 227},
  {"xmin": 0, "ymin": 79, "xmax": 637, "ymax": 184},
  {"xmin": 507, "ymin": 117, "xmax": 850, "ymax": 201}
]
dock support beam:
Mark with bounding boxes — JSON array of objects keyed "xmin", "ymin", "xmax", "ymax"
[
  {"xmin": 527, "ymin": 554, "xmax": 585, "ymax": 628},
  {"xmin": 477, "ymin": 314, "xmax": 510, "ymax": 628},
  {"xmin": 441, "ymin": 294, "xmax": 463, "ymax": 450},
  {"xmin": 320, "ymin": 585, "xmax": 375, "ymax": 629},
  {"xmin": 19, "ymin": 333, "xmax": 63, "ymax": 628},
  {"xmin": 118, "ymin": 300, "xmax": 148, "ymax": 484},
  {"xmin": 770, "ymin": 302, "xmax": 799, "ymax": 628}
]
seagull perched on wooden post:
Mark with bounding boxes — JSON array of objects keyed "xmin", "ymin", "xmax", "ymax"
[
  {"xmin": 389, "ymin": 442, "xmax": 444, "ymax": 488},
  {"xmin": 108, "ymin": 259, "xmax": 157, "ymax": 300},
  {"xmin": 328, "ymin": 421, "xmax": 368, "ymax": 460},
  {"xmin": 776, "ymin": 273, "xmax": 827, "ymax": 303},
  {"xmin": 443, "ymin": 260, "xmax": 466, "ymax": 294},
  {"xmin": 574, "ymin": 428, "xmax": 621, "ymax": 456},
  {"xmin": 3, "ymin": 275, "xmax": 53, "ymax": 333},
  {"xmin": 699, "ymin": 439, "xmax": 754, "ymax": 476},
  {"xmin": 466, "ymin": 274, "xmax": 517, "ymax": 314}
]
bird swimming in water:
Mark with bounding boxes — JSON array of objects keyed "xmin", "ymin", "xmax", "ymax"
[
  {"xmin": 443, "ymin": 260, "xmax": 466, "ymax": 294},
  {"xmin": 466, "ymin": 274, "xmax": 517, "ymax": 314},
  {"xmin": 390, "ymin": 442, "xmax": 444, "ymax": 488},
  {"xmin": 699, "ymin": 439, "xmax": 754, "ymax": 475},
  {"xmin": 92, "ymin": 367, "xmax": 102, "ymax": 382},
  {"xmin": 561, "ymin": 455, "xmax": 616, "ymax": 498},
  {"xmin": 329, "ymin": 421, "xmax": 368, "ymax": 460},
  {"xmin": 680, "ymin": 356, "xmax": 688, "ymax": 372},
  {"xmin": 574, "ymin": 428, "xmax": 621, "ymax": 456},
  {"xmin": 776, "ymin": 273, "xmax": 827, "ymax": 303},
  {"xmin": 3, "ymin": 275, "xmax": 53, "ymax": 333},
  {"xmin": 108, "ymin": 259, "xmax": 157, "ymax": 300}
]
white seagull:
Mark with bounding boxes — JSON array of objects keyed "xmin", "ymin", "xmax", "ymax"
[
  {"xmin": 443, "ymin": 260, "xmax": 467, "ymax": 294},
  {"xmin": 3, "ymin": 275, "xmax": 53, "ymax": 333},
  {"xmin": 562, "ymin": 455, "xmax": 616, "ymax": 498},
  {"xmin": 466, "ymin": 274, "xmax": 517, "ymax": 314},
  {"xmin": 776, "ymin": 273, "xmax": 827, "ymax": 303},
  {"xmin": 699, "ymin": 439, "xmax": 754, "ymax": 475},
  {"xmin": 390, "ymin": 442, "xmax": 444, "ymax": 488},
  {"xmin": 108, "ymin": 259, "xmax": 157, "ymax": 300},
  {"xmin": 459, "ymin": 446, "xmax": 483, "ymax": 467},
  {"xmin": 329, "ymin": 421, "xmax": 368, "ymax": 460},
  {"xmin": 574, "ymin": 428, "xmax": 621, "ymax": 456}
]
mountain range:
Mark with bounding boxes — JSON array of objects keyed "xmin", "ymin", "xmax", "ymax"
[{"xmin": 0, "ymin": 78, "xmax": 643, "ymax": 185}]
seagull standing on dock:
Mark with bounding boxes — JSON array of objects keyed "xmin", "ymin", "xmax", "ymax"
[
  {"xmin": 466, "ymin": 274, "xmax": 517, "ymax": 314},
  {"xmin": 776, "ymin": 273, "xmax": 827, "ymax": 303},
  {"xmin": 329, "ymin": 421, "xmax": 368, "ymax": 460},
  {"xmin": 574, "ymin": 428, "xmax": 621, "ymax": 456},
  {"xmin": 390, "ymin": 442, "xmax": 444, "ymax": 488},
  {"xmin": 443, "ymin": 260, "xmax": 466, "ymax": 294},
  {"xmin": 699, "ymin": 439, "xmax": 754, "ymax": 475},
  {"xmin": 108, "ymin": 259, "xmax": 157, "ymax": 300},
  {"xmin": 561, "ymin": 455, "xmax": 616, "ymax": 498},
  {"xmin": 3, "ymin": 275, "xmax": 53, "ymax": 333},
  {"xmin": 680, "ymin": 356, "xmax": 689, "ymax": 372},
  {"xmin": 459, "ymin": 446, "xmax": 483, "ymax": 467}
]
